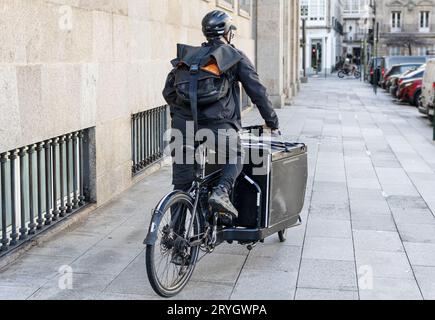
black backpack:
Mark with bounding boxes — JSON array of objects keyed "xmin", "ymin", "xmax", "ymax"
[{"xmin": 171, "ymin": 43, "xmax": 242, "ymax": 129}]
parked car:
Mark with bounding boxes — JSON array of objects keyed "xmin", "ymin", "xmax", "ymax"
[
  {"xmin": 368, "ymin": 57, "xmax": 382, "ymax": 85},
  {"xmin": 397, "ymin": 78, "xmax": 422, "ymax": 106},
  {"xmin": 384, "ymin": 63, "xmax": 422, "ymax": 91},
  {"xmin": 419, "ymin": 59, "xmax": 435, "ymax": 121},
  {"xmin": 391, "ymin": 64, "xmax": 426, "ymax": 97},
  {"xmin": 380, "ymin": 56, "xmax": 427, "ymax": 88},
  {"xmin": 394, "ymin": 66, "xmax": 425, "ymax": 97}
]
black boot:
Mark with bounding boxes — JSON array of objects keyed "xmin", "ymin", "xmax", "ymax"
[{"xmin": 209, "ymin": 185, "xmax": 239, "ymax": 217}]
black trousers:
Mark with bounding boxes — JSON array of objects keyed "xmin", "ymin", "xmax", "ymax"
[{"xmin": 170, "ymin": 116, "xmax": 244, "ymax": 192}]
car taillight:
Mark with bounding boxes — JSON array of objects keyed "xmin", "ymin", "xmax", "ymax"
[{"xmin": 432, "ymin": 82, "xmax": 435, "ymax": 89}]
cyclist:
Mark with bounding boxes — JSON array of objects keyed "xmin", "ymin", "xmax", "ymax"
[{"xmin": 163, "ymin": 10, "xmax": 280, "ymax": 226}]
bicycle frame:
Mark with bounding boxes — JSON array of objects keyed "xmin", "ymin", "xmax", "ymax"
[{"xmin": 145, "ymin": 127, "xmax": 303, "ymax": 248}]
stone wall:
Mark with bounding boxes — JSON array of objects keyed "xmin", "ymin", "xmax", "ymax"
[
  {"xmin": 0, "ymin": 0, "xmax": 299, "ymax": 207},
  {"xmin": 257, "ymin": 0, "xmax": 300, "ymax": 107},
  {"xmin": 0, "ymin": 0, "xmax": 255, "ymax": 205}
]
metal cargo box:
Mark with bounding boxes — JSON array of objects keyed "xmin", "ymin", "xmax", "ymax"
[{"xmin": 234, "ymin": 140, "xmax": 308, "ymax": 229}]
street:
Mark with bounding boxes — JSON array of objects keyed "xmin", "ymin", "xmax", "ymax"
[{"xmin": 1, "ymin": 77, "xmax": 435, "ymax": 300}]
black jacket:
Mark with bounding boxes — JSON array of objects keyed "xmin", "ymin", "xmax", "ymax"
[{"xmin": 162, "ymin": 39, "xmax": 279, "ymax": 130}]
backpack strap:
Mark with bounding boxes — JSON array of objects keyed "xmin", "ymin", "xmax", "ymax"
[{"xmin": 188, "ymin": 46, "xmax": 212, "ymax": 137}]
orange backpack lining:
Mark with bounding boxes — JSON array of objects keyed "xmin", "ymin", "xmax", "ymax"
[
  {"xmin": 177, "ymin": 59, "xmax": 221, "ymax": 76},
  {"xmin": 201, "ymin": 60, "xmax": 221, "ymax": 76}
]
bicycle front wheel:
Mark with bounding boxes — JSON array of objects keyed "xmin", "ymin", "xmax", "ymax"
[
  {"xmin": 338, "ymin": 70, "xmax": 345, "ymax": 78},
  {"xmin": 145, "ymin": 192, "xmax": 203, "ymax": 298}
]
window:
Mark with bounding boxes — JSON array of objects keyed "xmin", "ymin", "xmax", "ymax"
[
  {"xmin": 391, "ymin": 11, "xmax": 401, "ymax": 32},
  {"xmin": 309, "ymin": 0, "xmax": 326, "ymax": 21},
  {"xmin": 418, "ymin": 46, "xmax": 430, "ymax": 56},
  {"xmin": 217, "ymin": 0, "xmax": 234, "ymax": 11},
  {"xmin": 420, "ymin": 11, "xmax": 430, "ymax": 32},
  {"xmin": 239, "ymin": 0, "xmax": 251, "ymax": 17},
  {"xmin": 344, "ymin": 0, "xmax": 367, "ymax": 14},
  {"xmin": 389, "ymin": 46, "xmax": 401, "ymax": 56},
  {"xmin": 301, "ymin": 0, "xmax": 309, "ymax": 18}
]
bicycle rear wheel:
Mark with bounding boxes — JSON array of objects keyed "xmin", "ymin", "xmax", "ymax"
[{"xmin": 146, "ymin": 192, "xmax": 203, "ymax": 297}]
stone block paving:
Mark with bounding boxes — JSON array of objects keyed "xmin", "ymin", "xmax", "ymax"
[{"xmin": 1, "ymin": 77, "xmax": 435, "ymax": 300}]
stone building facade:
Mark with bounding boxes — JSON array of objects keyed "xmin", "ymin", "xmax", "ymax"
[
  {"xmin": 342, "ymin": 0, "xmax": 374, "ymax": 61},
  {"xmin": 0, "ymin": 0, "xmax": 300, "ymax": 214},
  {"xmin": 300, "ymin": 0, "xmax": 344, "ymax": 74},
  {"xmin": 376, "ymin": 0, "xmax": 435, "ymax": 56}
]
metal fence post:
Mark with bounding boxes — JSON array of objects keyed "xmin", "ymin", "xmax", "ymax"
[
  {"xmin": 19, "ymin": 147, "xmax": 28, "ymax": 240},
  {"xmin": 44, "ymin": 140, "xmax": 52, "ymax": 225},
  {"xmin": 0, "ymin": 153, "xmax": 9, "ymax": 251},
  {"xmin": 27, "ymin": 145, "xmax": 36, "ymax": 235},
  {"xmin": 52, "ymin": 138, "xmax": 59, "ymax": 221},
  {"xmin": 9, "ymin": 150, "xmax": 18, "ymax": 246},
  {"xmin": 36, "ymin": 142, "xmax": 44, "ymax": 229}
]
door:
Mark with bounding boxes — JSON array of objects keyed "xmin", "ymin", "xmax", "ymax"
[{"xmin": 311, "ymin": 39, "xmax": 323, "ymax": 73}]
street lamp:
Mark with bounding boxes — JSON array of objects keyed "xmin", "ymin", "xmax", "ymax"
[
  {"xmin": 369, "ymin": 0, "xmax": 378, "ymax": 94},
  {"xmin": 301, "ymin": 18, "xmax": 308, "ymax": 83}
]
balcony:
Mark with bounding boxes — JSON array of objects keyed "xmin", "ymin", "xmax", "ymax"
[
  {"xmin": 342, "ymin": 7, "xmax": 373, "ymax": 20},
  {"xmin": 380, "ymin": 23, "xmax": 434, "ymax": 35},
  {"xmin": 343, "ymin": 33, "xmax": 366, "ymax": 43}
]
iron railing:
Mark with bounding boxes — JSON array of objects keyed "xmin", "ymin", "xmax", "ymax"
[
  {"xmin": 343, "ymin": 33, "xmax": 366, "ymax": 43},
  {"xmin": 0, "ymin": 129, "xmax": 92, "ymax": 256},
  {"xmin": 132, "ymin": 106, "xmax": 168, "ymax": 175}
]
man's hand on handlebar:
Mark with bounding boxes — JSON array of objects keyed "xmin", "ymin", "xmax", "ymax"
[
  {"xmin": 271, "ymin": 129, "xmax": 281, "ymax": 137},
  {"xmin": 262, "ymin": 124, "xmax": 282, "ymax": 137}
]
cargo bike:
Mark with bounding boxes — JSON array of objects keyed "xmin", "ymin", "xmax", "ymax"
[{"xmin": 144, "ymin": 126, "xmax": 308, "ymax": 297}]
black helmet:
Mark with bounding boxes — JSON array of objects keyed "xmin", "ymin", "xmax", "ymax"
[{"xmin": 202, "ymin": 10, "xmax": 237, "ymax": 39}]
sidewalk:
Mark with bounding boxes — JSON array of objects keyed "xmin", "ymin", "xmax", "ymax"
[{"xmin": 1, "ymin": 77, "xmax": 435, "ymax": 300}]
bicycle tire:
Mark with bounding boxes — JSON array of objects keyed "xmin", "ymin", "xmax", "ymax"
[
  {"xmin": 146, "ymin": 192, "xmax": 202, "ymax": 298},
  {"xmin": 338, "ymin": 70, "xmax": 345, "ymax": 78}
]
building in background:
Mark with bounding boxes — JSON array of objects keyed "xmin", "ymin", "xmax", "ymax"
[
  {"xmin": 300, "ymin": 0, "xmax": 344, "ymax": 75},
  {"xmin": 342, "ymin": 0, "xmax": 374, "ymax": 64},
  {"xmin": 0, "ymin": 0, "xmax": 300, "ymax": 254},
  {"xmin": 375, "ymin": 0, "xmax": 435, "ymax": 56}
]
